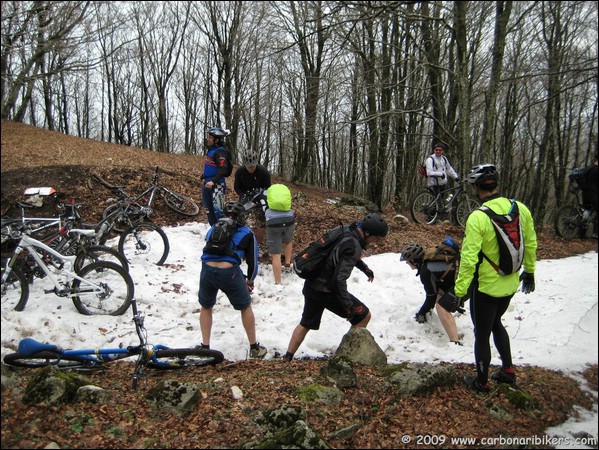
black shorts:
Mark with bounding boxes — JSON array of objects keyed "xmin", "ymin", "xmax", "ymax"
[{"xmin": 299, "ymin": 283, "xmax": 369, "ymax": 330}]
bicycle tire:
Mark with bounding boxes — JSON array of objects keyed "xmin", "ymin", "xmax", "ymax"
[
  {"xmin": 118, "ymin": 222, "xmax": 169, "ymax": 266},
  {"xmin": 71, "ymin": 261, "xmax": 134, "ymax": 315},
  {"xmin": 410, "ymin": 191, "xmax": 438, "ymax": 225},
  {"xmin": 453, "ymin": 194, "xmax": 481, "ymax": 228},
  {"xmin": 74, "ymin": 245, "xmax": 129, "ymax": 273},
  {"xmin": 161, "ymin": 190, "xmax": 200, "ymax": 217},
  {"xmin": 4, "ymin": 351, "xmax": 89, "ymax": 368},
  {"xmin": 1, "ymin": 264, "xmax": 29, "ymax": 312},
  {"xmin": 554, "ymin": 205, "xmax": 581, "ymax": 240},
  {"xmin": 149, "ymin": 348, "xmax": 224, "ymax": 369}
]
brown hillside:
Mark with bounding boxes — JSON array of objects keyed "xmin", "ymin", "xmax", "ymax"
[
  {"xmin": 1, "ymin": 119, "xmax": 597, "ymax": 449},
  {"xmin": 1, "ymin": 119, "xmax": 596, "ymax": 259}
]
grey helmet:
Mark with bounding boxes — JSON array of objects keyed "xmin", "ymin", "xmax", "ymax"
[
  {"xmin": 361, "ymin": 213, "xmax": 388, "ymax": 237},
  {"xmin": 244, "ymin": 150, "xmax": 259, "ymax": 167},
  {"xmin": 223, "ymin": 201, "xmax": 246, "ymax": 225},
  {"xmin": 400, "ymin": 243, "xmax": 425, "ymax": 263},
  {"xmin": 467, "ymin": 163, "xmax": 497, "ymax": 187}
]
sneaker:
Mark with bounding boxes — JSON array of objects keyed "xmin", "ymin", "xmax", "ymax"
[
  {"xmin": 491, "ymin": 368, "xmax": 516, "ymax": 384},
  {"xmin": 282, "ymin": 352, "xmax": 294, "ymax": 362},
  {"xmin": 463, "ymin": 375, "xmax": 491, "ymax": 393},
  {"xmin": 194, "ymin": 343, "xmax": 210, "ymax": 350},
  {"xmin": 250, "ymin": 343, "xmax": 267, "ymax": 359},
  {"xmin": 282, "ymin": 264, "xmax": 293, "ymax": 274}
]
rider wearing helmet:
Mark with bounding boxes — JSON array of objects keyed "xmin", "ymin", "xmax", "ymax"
[
  {"xmin": 199, "ymin": 200, "xmax": 267, "ymax": 359},
  {"xmin": 282, "ymin": 212, "xmax": 388, "ymax": 361},
  {"xmin": 202, "ymin": 126, "xmax": 232, "ymax": 225},
  {"xmin": 456, "ymin": 163, "xmax": 538, "ymax": 392},
  {"xmin": 234, "ymin": 150, "xmax": 272, "ymax": 252},
  {"xmin": 401, "ymin": 242, "xmax": 463, "ymax": 345},
  {"xmin": 426, "ymin": 141, "xmax": 461, "ymax": 199}
]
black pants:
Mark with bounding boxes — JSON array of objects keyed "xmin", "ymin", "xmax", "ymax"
[{"xmin": 469, "ymin": 290, "xmax": 514, "ymax": 384}]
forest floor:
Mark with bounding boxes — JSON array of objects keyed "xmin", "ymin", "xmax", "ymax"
[{"xmin": 1, "ymin": 119, "xmax": 597, "ymax": 449}]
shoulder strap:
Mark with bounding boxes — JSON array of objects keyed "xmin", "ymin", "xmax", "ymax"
[{"xmin": 477, "ymin": 200, "xmax": 519, "ymax": 273}]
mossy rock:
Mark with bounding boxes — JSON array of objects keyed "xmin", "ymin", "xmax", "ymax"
[
  {"xmin": 23, "ymin": 366, "xmax": 88, "ymax": 405},
  {"xmin": 497, "ymin": 384, "xmax": 540, "ymax": 410}
]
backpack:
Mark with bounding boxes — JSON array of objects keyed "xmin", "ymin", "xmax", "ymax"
[
  {"xmin": 568, "ymin": 167, "xmax": 588, "ymax": 190},
  {"xmin": 293, "ymin": 225, "xmax": 352, "ymax": 279},
  {"xmin": 266, "ymin": 184, "xmax": 292, "ymax": 211},
  {"xmin": 222, "ymin": 148, "xmax": 234, "ymax": 177},
  {"xmin": 203, "ymin": 217, "xmax": 239, "ymax": 261},
  {"xmin": 417, "ymin": 163, "xmax": 427, "ymax": 177},
  {"xmin": 478, "ymin": 200, "xmax": 524, "ymax": 276},
  {"xmin": 423, "ymin": 236, "xmax": 461, "ymax": 281}
]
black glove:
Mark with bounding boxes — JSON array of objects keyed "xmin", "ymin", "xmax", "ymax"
[
  {"xmin": 520, "ymin": 272, "xmax": 535, "ymax": 294},
  {"xmin": 438, "ymin": 289, "xmax": 465, "ymax": 314},
  {"xmin": 363, "ymin": 267, "xmax": 374, "ymax": 282}
]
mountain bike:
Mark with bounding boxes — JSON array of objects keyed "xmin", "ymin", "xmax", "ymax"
[
  {"xmin": 410, "ymin": 182, "xmax": 480, "ymax": 227},
  {"xmin": 90, "ymin": 167, "xmax": 200, "ymax": 229},
  {"xmin": 554, "ymin": 184, "xmax": 597, "ymax": 240},
  {"xmin": 2, "ymin": 197, "xmax": 129, "ymax": 275},
  {"xmin": 3, "ymin": 297, "xmax": 224, "ymax": 390},
  {"xmin": 1, "ymin": 221, "xmax": 134, "ymax": 315}
]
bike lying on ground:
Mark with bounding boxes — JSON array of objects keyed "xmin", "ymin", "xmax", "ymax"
[
  {"xmin": 1, "ymin": 221, "xmax": 134, "ymax": 315},
  {"xmin": 3, "ymin": 297, "xmax": 224, "ymax": 389},
  {"xmin": 90, "ymin": 167, "xmax": 200, "ymax": 230},
  {"xmin": 554, "ymin": 173, "xmax": 597, "ymax": 240},
  {"xmin": 410, "ymin": 181, "xmax": 480, "ymax": 227}
]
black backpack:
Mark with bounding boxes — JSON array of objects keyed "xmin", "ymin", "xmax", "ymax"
[
  {"xmin": 478, "ymin": 200, "xmax": 524, "ymax": 276},
  {"xmin": 293, "ymin": 225, "xmax": 352, "ymax": 279},
  {"xmin": 203, "ymin": 218, "xmax": 239, "ymax": 261},
  {"xmin": 222, "ymin": 148, "xmax": 234, "ymax": 177}
]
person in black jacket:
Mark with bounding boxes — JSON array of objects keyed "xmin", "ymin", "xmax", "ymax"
[
  {"xmin": 400, "ymin": 243, "xmax": 463, "ymax": 345},
  {"xmin": 581, "ymin": 154, "xmax": 598, "ymax": 239},
  {"xmin": 234, "ymin": 150, "xmax": 271, "ymax": 251},
  {"xmin": 282, "ymin": 213, "xmax": 388, "ymax": 361}
]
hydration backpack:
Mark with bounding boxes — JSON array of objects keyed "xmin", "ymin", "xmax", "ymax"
[
  {"xmin": 222, "ymin": 148, "xmax": 234, "ymax": 177},
  {"xmin": 478, "ymin": 200, "xmax": 524, "ymax": 276},
  {"xmin": 423, "ymin": 236, "xmax": 461, "ymax": 282},
  {"xmin": 293, "ymin": 225, "xmax": 352, "ymax": 279},
  {"xmin": 417, "ymin": 163, "xmax": 427, "ymax": 177},
  {"xmin": 203, "ymin": 218, "xmax": 239, "ymax": 261}
]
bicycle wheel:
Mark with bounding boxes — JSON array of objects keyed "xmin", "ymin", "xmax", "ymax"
[
  {"xmin": 554, "ymin": 205, "xmax": 581, "ymax": 240},
  {"xmin": 4, "ymin": 351, "xmax": 89, "ymax": 368},
  {"xmin": 453, "ymin": 195, "xmax": 481, "ymax": 227},
  {"xmin": 1, "ymin": 264, "xmax": 29, "ymax": 312},
  {"xmin": 74, "ymin": 245, "xmax": 129, "ymax": 273},
  {"xmin": 410, "ymin": 191, "xmax": 438, "ymax": 225},
  {"xmin": 149, "ymin": 348, "xmax": 224, "ymax": 369},
  {"xmin": 162, "ymin": 190, "xmax": 200, "ymax": 216},
  {"xmin": 118, "ymin": 222, "xmax": 169, "ymax": 266},
  {"xmin": 71, "ymin": 261, "xmax": 134, "ymax": 315}
]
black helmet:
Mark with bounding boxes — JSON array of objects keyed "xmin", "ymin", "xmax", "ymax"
[
  {"xmin": 208, "ymin": 127, "xmax": 230, "ymax": 140},
  {"xmin": 223, "ymin": 201, "xmax": 245, "ymax": 225},
  {"xmin": 400, "ymin": 243, "xmax": 424, "ymax": 263},
  {"xmin": 361, "ymin": 213, "xmax": 388, "ymax": 238},
  {"xmin": 244, "ymin": 150, "xmax": 259, "ymax": 166},
  {"xmin": 467, "ymin": 163, "xmax": 497, "ymax": 187}
]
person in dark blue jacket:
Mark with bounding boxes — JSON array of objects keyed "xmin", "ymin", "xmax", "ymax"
[
  {"xmin": 282, "ymin": 213, "xmax": 388, "ymax": 361},
  {"xmin": 198, "ymin": 201, "xmax": 267, "ymax": 359},
  {"xmin": 201, "ymin": 127, "xmax": 231, "ymax": 225}
]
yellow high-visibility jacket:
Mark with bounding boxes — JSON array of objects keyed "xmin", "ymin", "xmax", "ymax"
[{"xmin": 455, "ymin": 196, "xmax": 537, "ymax": 298}]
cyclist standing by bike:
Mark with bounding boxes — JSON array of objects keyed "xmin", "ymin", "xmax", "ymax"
[
  {"xmin": 234, "ymin": 150, "xmax": 272, "ymax": 253},
  {"xmin": 426, "ymin": 142, "xmax": 461, "ymax": 198},
  {"xmin": 581, "ymin": 153, "xmax": 598, "ymax": 239},
  {"xmin": 202, "ymin": 127, "xmax": 231, "ymax": 226}
]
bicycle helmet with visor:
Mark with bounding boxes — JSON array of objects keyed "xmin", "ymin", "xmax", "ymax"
[
  {"xmin": 467, "ymin": 163, "xmax": 497, "ymax": 187},
  {"xmin": 400, "ymin": 243, "xmax": 425, "ymax": 264},
  {"xmin": 223, "ymin": 201, "xmax": 246, "ymax": 225},
  {"xmin": 360, "ymin": 213, "xmax": 388, "ymax": 238},
  {"xmin": 208, "ymin": 127, "xmax": 230, "ymax": 140}
]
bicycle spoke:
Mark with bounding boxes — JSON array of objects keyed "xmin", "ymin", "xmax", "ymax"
[{"xmin": 410, "ymin": 191, "xmax": 438, "ymax": 225}]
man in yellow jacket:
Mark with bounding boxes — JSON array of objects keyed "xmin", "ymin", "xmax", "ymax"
[{"xmin": 455, "ymin": 163, "xmax": 537, "ymax": 392}]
